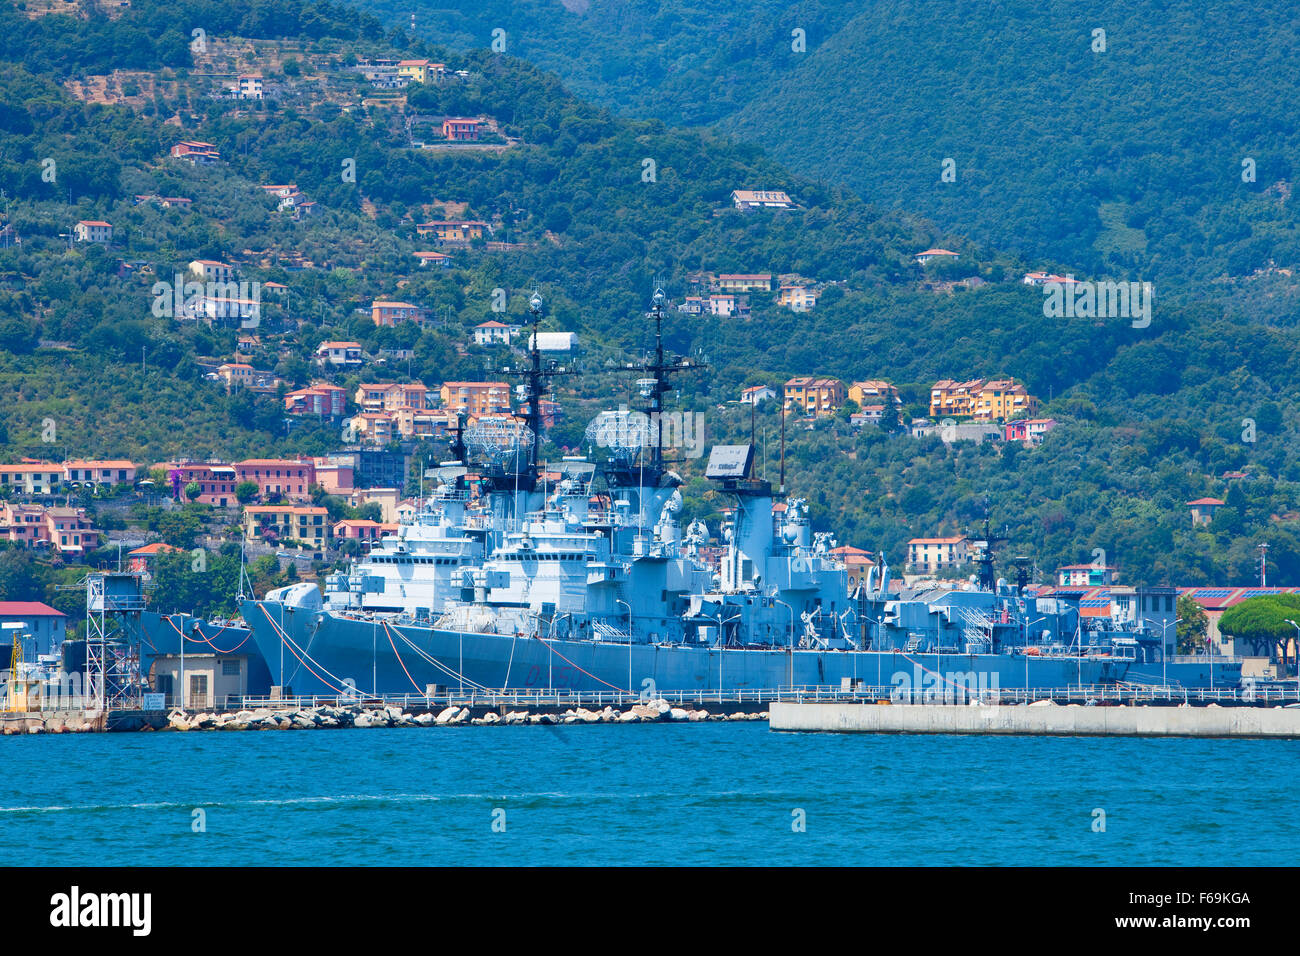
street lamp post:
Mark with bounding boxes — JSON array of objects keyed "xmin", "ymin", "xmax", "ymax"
[
  {"xmin": 615, "ymin": 599, "xmax": 632, "ymax": 697},
  {"xmin": 1286, "ymin": 620, "xmax": 1300, "ymax": 702},
  {"xmin": 713, "ymin": 611, "xmax": 741, "ymax": 697},
  {"xmin": 1023, "ymin": 615, "xmax": 1047, "ymax": 696},
  {"xmin": 774, "ymin": 599, "xmax": 795, "ymax": 691},
  {"xmin": 1145, "ymin": 616, "xmax": 1182, "ymax": 691}
]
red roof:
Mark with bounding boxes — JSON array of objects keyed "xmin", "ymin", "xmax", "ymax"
[
  {"xmin": 128, "ymin": 543, "xmax": 184, "ymax": 556},
  {"xmin": 0, "ymin": 601, "xmax": 66, "ymax": 617},
  {"xmin": 1187, "ymin": 498, "xmax": 1225, "ymax": 506}
]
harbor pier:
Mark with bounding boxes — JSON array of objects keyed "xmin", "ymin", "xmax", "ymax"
[{"xmin": 769, "ymin": 699, "xmax": 1300, "ymax": 737}]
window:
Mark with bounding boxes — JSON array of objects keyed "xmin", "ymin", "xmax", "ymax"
[{"xmin": 221, "ymin": 660, "xmax": 240, "ymax": 677}]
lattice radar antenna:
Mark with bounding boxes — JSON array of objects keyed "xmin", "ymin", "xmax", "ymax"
[
  {"xmin": 585, "ymin": 408, "xmax": 654, "ymax": 462},
  {"xmin": 464, "ymin": 418, "xmax": 534, "ymax": 469}
]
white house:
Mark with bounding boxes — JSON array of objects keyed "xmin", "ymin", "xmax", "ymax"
[
  {"xmin": 914, "ymin": 248, "xmax": 960, "ymax": 265},
  {"xmin": 232, "ymin": 74, "xmax": 264, "ymax": 100},
  {"xmin": 314, "ymin": 341, "xmax": 364, "ymax": 368},
  {"xmin": 731, "ymin": 190, "xmax": 794, "ymax": 210},
  {"xmin": 189, "ymin": 259, "xmax": 234, "ymax": 283},
  {"xmin": 473, "ymin": 321, "xmax": 522, "ymax": 346},
  {"xmin": 741, "ymin": 385, "xmax": 777, "ymax": 405},
  {"xmin": 74, "ymin": 220, "xmax": 113, "ymax": 243}
]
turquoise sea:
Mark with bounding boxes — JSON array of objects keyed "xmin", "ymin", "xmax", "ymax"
[{"xmin": 1, "ymin": 725, "xmax": 1295, "ymax": 866}]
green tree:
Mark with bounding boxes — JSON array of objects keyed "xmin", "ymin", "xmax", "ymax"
[
  {"xmin": 1218, "ymin": 594, "xmax": 1300, "ymax": 673},
  {"xmin": 235, "ymin": 481, "xmax": 260, "ymax": 504},
  {"xmin": 1176, "ymin": 594, "xmax": 1209, "ymax": 654},
  {"xmin": 184, "ymin": 481, "xmax": 202, "ymax": 502}
]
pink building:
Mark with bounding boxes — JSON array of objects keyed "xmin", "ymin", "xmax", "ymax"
[
  {"xmin": 157, "ymin": 461, "xmax": 238, "ymax": 506},
  {"xmin": 442, "ymin": 117, "xmax": 480, "ymax": 141},
  {"xmin": 333, "ymin": 519, "xmax": 399, "ymax": 547},
  {"xmin": 312, "ymin": 458, "xmax": 355, "ymax": 494},
  {"xmin": 234, "ymin": 459, "xmax": 317, "ymax": 502},
  {"xmin": 63, "ymin": 459, "xmax": 138, "ymax": 485},
  {"xmin": 43, "ymin": 507, "xmax": 98, "ymax": 555},
  {"xmin": 127, "ymin": 542, "xmax": 185, "ymax": 575},
  {"xmin": 285, "ymin": 384, "xmax": 347, "ymax": 418},
  {"xmin": 0, "ymin": 502, "xmax": 47, "ymax": 547}
]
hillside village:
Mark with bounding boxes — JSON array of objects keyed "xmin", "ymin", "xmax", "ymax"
[{"xmin": 0, "ymin": 0, "xmax": 1296, "ymax": 620}]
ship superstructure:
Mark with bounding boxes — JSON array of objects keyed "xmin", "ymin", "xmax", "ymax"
[{"xmin": 217, "ymin": 292, "xmax": 1243, "ymax": 696}]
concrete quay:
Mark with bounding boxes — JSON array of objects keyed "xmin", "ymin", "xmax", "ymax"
[{"xmin": 768, "ymin": 701, "xmax": 1300, "ymax": 737}]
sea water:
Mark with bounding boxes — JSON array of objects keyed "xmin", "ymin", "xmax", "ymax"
[{"xmin": 1, "ymin": 725, "xmax": 1294, "ymax": 866}]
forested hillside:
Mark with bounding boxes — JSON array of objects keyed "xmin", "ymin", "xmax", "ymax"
[
  {"xmin": 367, "ymin": 0, "xmax": 1300, "ymax": 302},
  {"xmin": 1, "ymin": 0, "xmax": 1299, "ymax": 588}
]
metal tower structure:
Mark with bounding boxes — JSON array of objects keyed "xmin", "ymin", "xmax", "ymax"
[{"xmin": 78, "ymin": 572, "xmax": 148, "ymax": 712}]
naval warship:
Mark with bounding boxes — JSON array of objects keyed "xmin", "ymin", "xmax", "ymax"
[{"xmin": 215, "ymin": 291, "xmax": 1240, "ymax": 698}]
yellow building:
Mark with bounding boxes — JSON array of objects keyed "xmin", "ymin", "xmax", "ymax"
[
  {"xmin": 784, "ymin": 377, "xmax": 846, "ymax": 417},
  {"xmin": 907, "ymin": 536, "xmax": 970, "ymax": 573},
  {"xmin": 0, "ymin": 464, "xmax": 62, "ymax": 496},
  {"xmin": 243, "ymin": 506, "xmax": 330, "ymax": 547},
  {"xmin": 398, "ymin": 59, "xmax": 431, "ymax": 83},
  {"xmin": 930, "ymin": 378, "xmax": 1038, "ymax": 421},
  {"xmin": 416, "ymin": 221, "xmax": 489, "ymax": 243},
  {"xmin": 440, "ymin": 382, "xmax": 512, "ymax": 420},
  {"xmin": 972, "ymin": 379, "xmax": 1038, "ymax": 422},
  {"xmin": 929, "ymin": 379, "xmax": 984, "ymax": 418},
  {"xmin": 848, "ymin": 380, "xmax": 900, "ymax": 409},
  {"xmin": 777, "ymin": 285, "xmax": 817, "ymax": 312}
]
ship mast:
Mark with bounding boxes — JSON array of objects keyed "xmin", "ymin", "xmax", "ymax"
[
  {"xmin": 499, "ymin": 291, "xmax": 574, "ymax": 489},
  {"xmin": 624, "ymin": 288, "xmax": 704, "ymax": 476}
]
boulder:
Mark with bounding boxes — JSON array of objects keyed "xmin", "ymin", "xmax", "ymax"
[
  {"xmin": 413, "ymin": 713, "xmax": 434, "ymax": 727},
  {"xmin": 618, "ymin": 710, "xmax": 640, "ymax": 722},
  {"xmin": 435, "ymin": 705, "xmax": 461, "ymax": 725},
  {"xmin": 505, "ymin": 711, "xmax": 529, "ymax": 725},
  {"xmin": 669, "ymin": 708, "xmax": 689, "ymax": 721},
  {"xmin": 353, "ymin": 713, "xmax": 376, "ymax": 728},
  {"xmin": 687, "ymin": 710, "xmax": 708, "ymax": 721},
  {"xmin": 480, "ymin": 712, "xmax": 500, "ymax": 725}
]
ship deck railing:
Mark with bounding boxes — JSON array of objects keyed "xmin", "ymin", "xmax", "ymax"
[{"xmin": 224, "ymin": 682, "xmax": 1300, "ymax": 712}]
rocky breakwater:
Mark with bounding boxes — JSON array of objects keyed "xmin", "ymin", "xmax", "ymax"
[
  {"xmin": 2, "ymin": 711, "xmax": 99, "ymax": 734},
  {"xmin": 158, "ymin": 699, "xmax": 769, "ymax": 732}
]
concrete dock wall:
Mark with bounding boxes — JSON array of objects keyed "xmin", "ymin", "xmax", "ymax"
[{"xmin": 769, "ymin": 702, "xmax": 1300, "ymax": 737}]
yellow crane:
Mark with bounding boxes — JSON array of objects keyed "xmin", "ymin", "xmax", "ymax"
[{"xmin": 5, "ymin": 631, "xmax": 22, "ymax": 713}]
